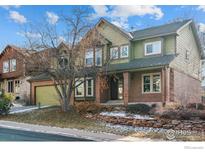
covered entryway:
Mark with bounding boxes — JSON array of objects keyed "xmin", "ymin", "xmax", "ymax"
[
  {"xmin": 110, "ymin": 74, "xmax": 123, "ymax": 100},
  {"xmin": 35, "ymin": 86, "xmax": 60, "ymax": 106}
]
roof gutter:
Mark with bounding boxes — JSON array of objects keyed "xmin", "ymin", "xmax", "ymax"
[
  {"xmin": 106, "ymin": 65, "xmax": 167, "ymax": 74},
  {"xmin": 132, "ymin": 32, "xmax": 178, "ymax": 41}
]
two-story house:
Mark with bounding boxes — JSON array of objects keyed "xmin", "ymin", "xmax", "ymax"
[
  {"xmin": 29, "ymin": 18, "xmax": 204, "ymax": 107},
  {"xmin": 0, "ymin": 45, "xmax": 31, "ymax": 103}
]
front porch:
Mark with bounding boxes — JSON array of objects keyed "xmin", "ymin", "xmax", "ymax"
[{"xmin": 96, "ymin": 67, "xmax": 171, "ymax": 106}]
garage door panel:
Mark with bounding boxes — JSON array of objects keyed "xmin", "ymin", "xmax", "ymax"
[{"xmin": 36, "ymin": 86, "xmax": 60, "ymax": 106}]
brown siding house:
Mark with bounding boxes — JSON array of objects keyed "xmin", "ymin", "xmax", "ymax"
[{"xmin": 0, "ymin": 45, "xmax": 31, "ymax": 103}]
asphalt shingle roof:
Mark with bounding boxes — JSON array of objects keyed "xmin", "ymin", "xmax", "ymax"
[
  {"xmin": 28, "ymin": 73, "xmax": 51, "ymax": 81},
  {"xmin": 131, "ymin": 20, "xmax": 191, "ymax": 40},
  {"xmin": 108, "ymin": 54, "xmax": 176, "ymax": 72}
]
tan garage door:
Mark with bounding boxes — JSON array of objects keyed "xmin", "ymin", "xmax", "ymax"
[{"xmin": 35, "ymin": 86, "xmax": 60, "ymax": 106}]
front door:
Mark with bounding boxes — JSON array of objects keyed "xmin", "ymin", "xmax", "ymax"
[
  {"xmin": 7, "ymin": 80, "xmax": 14, "ymax": 93},
  {"xmin": 110, "ymin": 77, "xmax": 118, "ymax": 100},
  {"xmin": 110, "ymin": 77, "xmax": 123, "ymax": 100}
]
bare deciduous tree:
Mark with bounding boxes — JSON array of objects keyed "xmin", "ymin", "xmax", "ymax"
[{"xmin": 23, "ymin": 8, "xmax": 107, "ymax": 112}]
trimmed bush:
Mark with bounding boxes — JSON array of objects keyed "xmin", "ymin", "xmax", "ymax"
[
  {"xmin": 0, "ymin": 93, "xmax": 14, "ymax": 115},
  {"xmin": 186, "ymin": 103, "xmax": 204, "ymax": 110},
  {"xmin": 74, "ymin": 102, "xmax": 102, "ymax": 114},
  {"xmin": 159, "ymin": 109, "xmax": 205, "ymax": 120},
  {"xmin": 126, "ymin": 104, "xmax": 152, "ymax": 114}
]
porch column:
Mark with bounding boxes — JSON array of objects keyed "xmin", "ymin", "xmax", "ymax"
[
  {"xmin": 165, "ymin": 67, "xmax": 171, "ymax": 103},
  {"xmin": 30, "ymin": 82, "xmax": 35, "ymax": 105},
  {"xmin": 95, "ymin": 75, "xmax": 101, "ymax": 104},
  {"xmin": 123, "ymin": 72, "xmax": 130, "ymax": 106},
  {"xmin": 162, "ymin": 67, "xmax": 170, "ymax": 104}
]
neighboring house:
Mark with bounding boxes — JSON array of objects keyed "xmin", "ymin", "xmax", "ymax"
[
  {"xmin": 0, "ymin": 45, "xmax": 30, "ymax": 103},
  {"xmin": 29, "ymin": 18, "xmax": 204, "ymax": 106}
]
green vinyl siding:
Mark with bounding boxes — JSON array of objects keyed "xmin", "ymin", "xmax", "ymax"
[
  {"xmin": 97, "ymin": 21, "xmax": 130, "ymax": 64},
  {"xmin": 36, "ymin": 86, "xmax": 60, "ymax": 106},
  {"xmin": 132, "ymin": 36, "xmax": 176, "ymax": 59}
]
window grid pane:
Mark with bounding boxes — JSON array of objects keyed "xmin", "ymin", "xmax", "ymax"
[
  {"xmin": 145, "ymin": 41, "xmax": 161, "ymax": 55},
  {"xmin": 143, "ymin": 76, "xmax": 151, "ymax": 92},
  {"xmin": 120, "ymin": 45, "xmax": 129, "ymax": 58},
  {"xmin": 86, "ymin": 79, "xmax": 93, "ymax": 96}
]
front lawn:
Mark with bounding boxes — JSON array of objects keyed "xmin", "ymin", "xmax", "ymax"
[
  {"xmin": 0, "ymin": 106, "xmax": 113, "ymax": 134},
  {"xmin": 0, "ymin": 106, "xmax": 204, "ymax": 141}
]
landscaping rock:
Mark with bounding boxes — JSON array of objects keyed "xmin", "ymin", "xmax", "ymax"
[{"xmin": 85, "ymin": 113, "xmax": 205, "ymax": 132}]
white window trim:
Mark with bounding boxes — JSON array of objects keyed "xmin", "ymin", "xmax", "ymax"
[
  {"xmin": 144, "ymin": 41, "xmax": 162, "ymax": 56},
  {"xmin": 75, "ymin": 78, "xmax": 84, "ymax": 97},
  {"xmin": 3, "ymin": 61, "xmax": 9, "ymax": 73},
  {"xmin": 120, "ymin": 45, "xmax": 129, "ymax": 58},
  {"xmin": 142, "ymin": 73, "xmax": 161, "ymax": 94},
  {"xmin": 95, "ymin": 48, "xmax": 102, "ymax": 66},
  {"xmin": 86, "ymin": 78, "xmax": 94, "ymax": 97},
  {"xmin": 85, "ymin": 49, "xmax": 94, "ymax": 67},
  {"xmin": 110, "ymin": 47, "xmax": 119, "ymax": 60},
  {"xmin": 10, "ymin": 59, "xmax": 16, "ymax": 72}
]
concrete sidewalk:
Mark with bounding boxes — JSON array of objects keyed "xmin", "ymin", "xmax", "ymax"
[
  {"xmin": 10, "ymin": 105, "xmax": 51, "ymax": 114},
  {"xmin": 0, "ymin": 120, "xmax": 152, "ymax": 141}
]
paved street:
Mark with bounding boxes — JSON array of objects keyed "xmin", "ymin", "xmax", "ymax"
[
  {"xmin": 0, "ymin": 120, "xmax": 151, "ymax": 141},
  {"xmin": 0, "ymin": 127, "xmax": 92, "ymax": 141}
]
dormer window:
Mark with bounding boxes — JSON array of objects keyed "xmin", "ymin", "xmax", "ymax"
[
  {"xmin": 10, "ymin": 59, "xmax": 16, "ymax": 72},
  {"xmin": 145, "ymin": 41, "xmax": 161, "ymax": 56}
]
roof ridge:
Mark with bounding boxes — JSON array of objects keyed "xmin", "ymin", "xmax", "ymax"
[{"xmin": 131, "ymin": 19, "xmax": 192, "ymax": 34}]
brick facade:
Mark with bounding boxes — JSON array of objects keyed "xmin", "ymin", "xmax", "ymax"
[
  {"xmin": 128, "ymin": 69, "xmax": 163, "ymax": 103},
  {"xmin": 171, "ymin": 68, "xmax": 202, "ymax": 105}
]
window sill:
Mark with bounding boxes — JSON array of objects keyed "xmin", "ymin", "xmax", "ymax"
[
  {"xmin": 144, "ymin": 53, "xmax": 162, "ymax": 56},
  {"xmin": 74, "ymin": 97, "xmax": 95, "ymax": 101},
  {"xmin": 142, "ymin": 91, "xmax": 161, "ymax": 94}
]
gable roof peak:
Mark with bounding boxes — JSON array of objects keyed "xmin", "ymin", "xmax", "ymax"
[{"xmin": 96, "ymin": 18, "xmax": 133, "ymax": 40}]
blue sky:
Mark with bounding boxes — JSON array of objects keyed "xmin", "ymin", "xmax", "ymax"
[{"xmin": 0, "ymin": 5, "xmax": 205, "ymax": 51}]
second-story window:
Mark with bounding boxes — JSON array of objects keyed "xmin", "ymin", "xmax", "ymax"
[
  {"xmin": 120, "ymin": 45, "xmax": 129, "ymax": 58},
  {"xmin": 3, "ymin": 61, "xmax": 9, "ymax": 73},
  {"xmin": 95, "ymin": 48, "xmax": 102, "ymax": 66},
  {"xmin": 145, "ymin": 41, "xmax": 161, "ymax": 56},
  {"xmin": 110, "ymin": 47, "xmax": 119, "ymax": 59},
  {"xmin": 10, "ymin": 59, "xmax": 16, "ymax": 72},
  {"xmin": 85, "ymin": 49, "xmax": 94, "ymax": 66}
]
